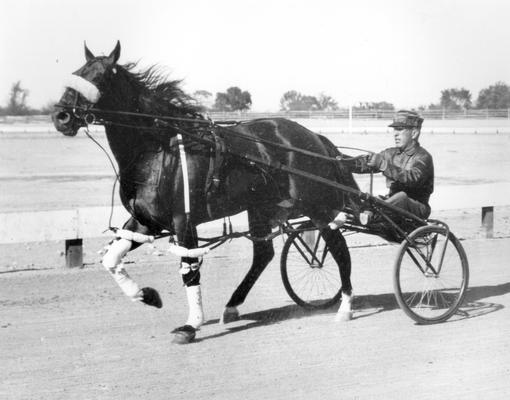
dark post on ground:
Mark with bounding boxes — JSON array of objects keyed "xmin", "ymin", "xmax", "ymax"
[
  {"xmin": 481, "ymin": 206, "xmax": 494, "ymax": 239},
  {"xmin": 65, "ymin": 238, "xmax": 83, "ymax": 268}
]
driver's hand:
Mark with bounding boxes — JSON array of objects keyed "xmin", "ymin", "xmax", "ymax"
[{"xmin": 367, "ymin": 152, "xmax": 382, "ymax": 169}]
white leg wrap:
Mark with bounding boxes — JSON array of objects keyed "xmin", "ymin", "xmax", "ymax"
[
  {"xmin": 185, "ymin": 285, "xmax": 204, "ymax": 329},
  {"xmin": 179, "ymin": 261, "xmax": 201, "ymax": 275},
  {"xmin": 334, "ymin": 291, "xmax": 354, "ymax": 322},
  {"xmin": 102, "ymin": 239, "xmax": 141, "ymax": 300},
  {"xmin": 328, "ymin": 211, "xmax": 349, "ymax": 230},
  {"xmin": 169, "ymin": 244, "xmax": 210, "ymax": 258},
  {"xmin": 115, "ymin": 229, "xmax": 154, "ymax": 243}
]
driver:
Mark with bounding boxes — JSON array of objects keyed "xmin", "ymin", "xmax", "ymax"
[{"xmin": 352, "ymin": 110, "xmax": 434, "ymax": 220}]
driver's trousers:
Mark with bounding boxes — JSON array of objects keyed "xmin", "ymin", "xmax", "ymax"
[{"xmin": 386, "ymin": 191, "xmax": 431, "ymax": 220}]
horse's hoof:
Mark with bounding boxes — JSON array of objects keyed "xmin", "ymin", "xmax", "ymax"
[
  {"xmin": 140, "ymin": 287, "xmax": 163, "ymax": 309},
  {"xmin": 220, "ymin": 307, "xmax": 240, "ymax": 324},
  {"xmin": 334, "ymin": 311, "xmax": 353, "ymax": 322},
  {"xmin": 171, "ymin": 325, "xmax": 196, "ymax": 344}
]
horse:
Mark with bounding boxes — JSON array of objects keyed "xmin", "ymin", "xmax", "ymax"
[{"xmin": 52, "ymin": 41, "xmax": 360, "ymax": 344}]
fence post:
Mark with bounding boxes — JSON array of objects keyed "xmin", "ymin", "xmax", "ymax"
[
  {"xmin": 481, "ymin": 206, "xmax": 494, "ymax": 239},
  {"xmin": 65, "ymin": 238, "xmax": 83, "ymax": 268},
  {"xmin": 348, "ymin": 104, "xmax": 352, "ymax": 134}
]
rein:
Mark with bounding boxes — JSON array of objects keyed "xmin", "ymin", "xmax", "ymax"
[{"xmin": 58, "ymin": 104, "xmax": 373, "ymax": 162}]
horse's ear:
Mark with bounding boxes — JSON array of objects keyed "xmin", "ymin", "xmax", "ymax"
[
  {"xmin": 84, "ymin": 41, "xmax": 95, "ymax": 61},
  {"xmin": 108, "ymin": 41, "xmax": 121, "ymax": 64}
]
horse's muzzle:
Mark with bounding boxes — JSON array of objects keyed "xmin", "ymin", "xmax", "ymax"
[{"xmin": 52, "ymin": 110, "xmax": 79, "ymax": 136}]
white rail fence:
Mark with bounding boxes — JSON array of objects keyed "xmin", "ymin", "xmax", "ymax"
[{"xmin": 2, "ymin": 109, "xmax": 510, "ymax": 125}]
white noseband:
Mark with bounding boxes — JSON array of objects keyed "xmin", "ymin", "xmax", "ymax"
[{"xmin": 64, "ymin": 74, "xmax": 100, "ymax": 103}]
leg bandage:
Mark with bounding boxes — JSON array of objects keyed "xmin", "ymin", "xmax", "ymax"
[
  {"xmin": 115, "ymin": 229, "xmax": 154, "ymax": 243},
  {"xmin": 335, "ymin": 291, "xmax": 354, "ymax": 322},
  {"xmin": 102, "ymin": 238, "xmax": 141, "ymax": 300},
  {"xmin": 179, "ymin": 261, "xmax": 202, "ymax": 275},
  {"xmin": 328, "ymin": 211, "xmax": 349, "ymax": 230},
  {"xmin": 185, "ymin": 285, "xmax": 204, "ymax": 329}
]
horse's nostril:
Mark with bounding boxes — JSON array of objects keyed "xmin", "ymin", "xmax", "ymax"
[{"xmin": 57, "ymin": 112, "xmax": 71, "ymax": 124}]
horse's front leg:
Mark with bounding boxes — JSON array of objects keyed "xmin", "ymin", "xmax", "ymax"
[
  {"xmin": 171, "ymin": 221, "xmax": 205, "ymax": 344},
  {"xmin": 101, "ymin": 217, "xmax": 162, "ymax": 308}
]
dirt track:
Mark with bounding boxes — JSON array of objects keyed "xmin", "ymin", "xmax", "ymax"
[{"xmin": 1, "ymin": 233, "xmax": 510, "ymax": 399}]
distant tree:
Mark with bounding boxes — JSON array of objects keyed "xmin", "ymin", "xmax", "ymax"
[
  {"xmin": 439, "ymin": 88, "xmax": 472, "ymax": 110},
  {"xmin": 280, "ymin": 90, "xmax": 321, "ymax": 111},
  {"xmin": 192, "ymin": 90, "xmax": 213, "ymax": 110},
  {"xmin": 6, "ymin": 81, "xmax": 30, "ymax": 115},
  {"xmin": 317, "ymin": 93, "xmax": 339, "ymax": 111},
  {"xmin": 299, "ymin": 95, "xmax": 320, "ymax": 111},
  {"xmin": 213, "ymin": 87, "xmax": 252, "ymax": 111},
  {"xmin": 476, "ymin": 81, "xmax": 510, "ymax": 109},
  {"xmin": 426, "ymin": 103, "xmax": 442, "ymax": 110},
  {"xmin": 280, "ymin": 90, "xmax": 301, "ymax": 111},
  {"xmin": 354, "ymin": 101, "xmax": 395, "ymax": 110},
  {"xmin": 372, "ymin": 101, "xmax": 394, "ymax": 110}
]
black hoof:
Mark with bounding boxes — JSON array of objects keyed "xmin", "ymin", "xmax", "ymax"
[
  {"xmin": 140, "ymin": 287, "xmax": 162, "ymax": 309},
  {"xmin": 171, "ymin": 325, "xmax": 196, "ymax": 344}
]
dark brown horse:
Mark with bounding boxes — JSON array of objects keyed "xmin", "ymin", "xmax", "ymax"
[{"xmin": 53, "ymin": 41, "xmax": 360, "ymax": 343}]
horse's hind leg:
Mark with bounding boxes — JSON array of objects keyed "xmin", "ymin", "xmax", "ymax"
[
  {"xmin": 101, "ymin": 217, "xmax": 162, "ymax": 308},
  {"xmin": 320, "ymin": 226, "xmax": 354, "ymax": 321},
  {"xmin": 221, "ymin": 208, "xmax": 275, "ymax": 324}
]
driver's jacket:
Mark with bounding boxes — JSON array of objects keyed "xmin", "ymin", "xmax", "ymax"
[{"xmin": 352, "ymin": 142, "xmax": 434, "ymax": 207}]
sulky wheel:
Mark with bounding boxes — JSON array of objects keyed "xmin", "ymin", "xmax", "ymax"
[
  {"xmin": 393, "ymin": 224, "xmax": 469, "ymax": 324},
  {"xmin": 280, "ymin": 221, "xmax": 343, "ymax": 309}
]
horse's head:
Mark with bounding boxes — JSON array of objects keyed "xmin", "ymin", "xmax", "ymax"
[{"xmin": 53, "ymin": 41, "xmax": 121, "ymax": 136}]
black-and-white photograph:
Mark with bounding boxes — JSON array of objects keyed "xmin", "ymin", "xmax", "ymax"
[{"xmin": 1, "ymin": 1, "xmax": 509, "ymax": 398}]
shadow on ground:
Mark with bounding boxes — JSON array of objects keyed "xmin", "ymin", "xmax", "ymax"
[
  {"xmin": 197, "ymin": 282, "xmax": 510, "ymax": 342},
  {"xmin": 455, "ymin": 282, "xmax": 510, "ymax": 320}
]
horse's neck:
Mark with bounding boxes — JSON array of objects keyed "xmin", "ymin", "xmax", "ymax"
[{"xmin": 104, "ymin": 125, "xmax": 143, "ymax": 172}]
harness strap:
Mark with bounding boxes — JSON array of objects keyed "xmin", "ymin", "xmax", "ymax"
[
  {"xmin": 206, "ymin": 128, "xmax": 225, "ymax": 193},
  {"xmin": 176, "ymin": 133, "xmax": 191, "ymax": 215},
  {"xmin": 205, "ymin": 128, "xmax": 226, "ymax": 218}
]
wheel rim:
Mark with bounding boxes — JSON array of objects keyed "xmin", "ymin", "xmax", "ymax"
[
  {"xmin": 282, "ymin": 229, "xmax": 342, "ymax": 309},
  {"xmin": 395, "ymin": 227, "xmax": 468, "ymax": 323}
]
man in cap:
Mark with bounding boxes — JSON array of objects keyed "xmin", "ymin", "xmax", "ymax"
[{"xmin": 352, "ymin": 109, "xmax": 434, "ymax": 220}]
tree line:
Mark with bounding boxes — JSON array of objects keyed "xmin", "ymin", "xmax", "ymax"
[
  {"xmin": 2, "ymin": 80, "xmax": 510, "ymax": 116},
  {"xmin": 427, "ymin": 82, "xmax": 510, "ymax": 110},
  {"xmin": 191, "ymin": 82, "xmax": 510, "ymax": 112}
]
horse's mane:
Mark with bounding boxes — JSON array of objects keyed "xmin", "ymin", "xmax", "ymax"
[{"xmin": 116, "ymin": 62, "xmax": 204, "ymax": 118}]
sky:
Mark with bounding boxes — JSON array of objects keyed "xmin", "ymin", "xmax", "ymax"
[{"xmin": 1, "ymin": 0, "xmax": 510, "ymax": 111}]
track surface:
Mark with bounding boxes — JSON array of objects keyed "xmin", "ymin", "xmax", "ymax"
[{"xmin": 1, "ymin": 236, "xmax": 510, "ymax": 400}]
